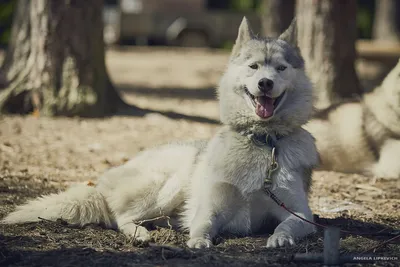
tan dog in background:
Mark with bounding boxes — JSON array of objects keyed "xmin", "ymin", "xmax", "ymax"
[{"xmin": 305, "ymin": 59, "xmax": 400, "ymax": 179}]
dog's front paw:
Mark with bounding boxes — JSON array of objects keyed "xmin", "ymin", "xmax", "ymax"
[
  {"xmin": 187, "ymin": 237, "xmax": 212, "ymax": 249},
  {"xmin": 132, "ymin": 225, "xmax": 151, "ymax": 242},
  {"xmin": 266, "ymin": 232, "xmax": 295, "ymax": 248},
  {"xmin": 120, "ymin": 224, "xmax": 151, "ymax": 242}
]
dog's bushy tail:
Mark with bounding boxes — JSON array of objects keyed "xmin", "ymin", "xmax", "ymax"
[{"xmin": 1, "ymin": 184, "xmax": 114, "ymax": 227}]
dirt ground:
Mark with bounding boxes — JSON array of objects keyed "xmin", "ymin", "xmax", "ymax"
[{"xmin": 0, "ymin": 47, "xmax": 399, "ymax": 267}]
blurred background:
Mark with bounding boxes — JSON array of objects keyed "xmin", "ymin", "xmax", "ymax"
[
  {"xmin": 0, "ymin": 0, "xmax": 377, "ymax": 48},
  {"xmin": 0, "ymin": 0, "xmax": 381, "ymax": 48},
  {"xmin": 102, "ymin": 0, "xmax": 375, "ymax": 47}
]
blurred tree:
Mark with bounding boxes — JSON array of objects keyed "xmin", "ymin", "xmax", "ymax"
[
  {"xmin": 373, "ymin": 0, "xmax": 400, "ymax": 41},
  {"xmin": 0, "ymin": 0, "xmax": 124, "ymax": 116},
  {"xmin": 261, "ymin": 0, "xmax": 295, "ymax": 38},
  {"xmin": 297, "ymin": 0, "xmax": 362, "ymax": 109}
]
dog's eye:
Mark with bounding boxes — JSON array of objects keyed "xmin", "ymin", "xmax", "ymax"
[
  {"xmin": 249, "ymin": 64, "xmax": 258, "ymax": 70},
  {"xmin": 277, "ymin": 65, "xmax": 287, "ymax": 71}
]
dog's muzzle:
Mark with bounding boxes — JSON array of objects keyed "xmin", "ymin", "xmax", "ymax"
[{"xmin": 245, "ymin": 88, "xmax": 286, "ymax": 119}]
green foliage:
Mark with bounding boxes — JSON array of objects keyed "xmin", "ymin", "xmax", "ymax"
[
  {"xmin": 0, "ymin": 29, "xmax": 10, "ymax": 44},
  {"xmin": 356, "ymin": 0, "xmax": 375, "ymax": 39},
  {"xmin": 357, "ymin": 7, "xmax": 373, "ymax": 39},
  {"xmin": 0, "ymin": 0, "xmax": 15, "ymax": 46},
  {"xmin": 230, "ymin": 0, "xmax": 375, "ymax": 39},
  {"xmin": 230, "ymin": 0, "xmax": 261, "ymax": 11},
  {"xmin": 230, "ymin": 0, "xmax": 252, "ymax": 11},
  {"xmin": 222, "ymin": 40, "xmax": 234, "ymax": 50}
]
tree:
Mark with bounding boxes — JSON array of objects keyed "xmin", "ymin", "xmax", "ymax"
[
  {"xmin": 0, "ymin": 0, "xmax": 124, "ymax": 116},
  {"xmin": 296, "ymin": 0, "xmax": 362, "ymax": 109},
  {"xmin": 373, "ymin": 0, "xmax": 400, "ymax": 42},
  {"xmin": 261, "ymin": 0, "xmax": 295, "ymax": 38}
]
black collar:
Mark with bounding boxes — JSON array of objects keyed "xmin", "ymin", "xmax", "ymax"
[{"xmin": 249, "ymin": 132, "xmax": 283, "ymax": 147}]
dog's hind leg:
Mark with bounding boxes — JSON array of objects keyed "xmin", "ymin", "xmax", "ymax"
[
  {"xmin": 99, "ymin": 167, "xmax": 186, "ymax": 242},
  {"xmin": 113, "ymin": 181, "xmax": 184, "ymax": 241}
]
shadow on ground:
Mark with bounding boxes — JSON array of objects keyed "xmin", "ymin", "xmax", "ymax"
[
  {"xmin": 1, "ymin": 210, "xmax": 398, "ymax": 266},
  {"xmin": 118, "ymin": 84, "xmax": 217, "ymax": 101},
  {"xmin": 115, "ymin": 85, "xmax": 220, "ymax": 125},
  {"xmin": 115, "ymin": 104, "xmax": 220, "ymax": 125}
]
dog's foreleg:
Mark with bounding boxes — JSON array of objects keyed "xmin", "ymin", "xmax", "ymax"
[
  {"xmin": 267, "ymin": 169, "xmax": 315, "ymax": 248},
  {"xmin": 371, "ymin": 139, "xmax": 400, "ymax": 179},
  {"xmin": 187, "ymin": 182, "xmax": 246, "ymax": 249}
]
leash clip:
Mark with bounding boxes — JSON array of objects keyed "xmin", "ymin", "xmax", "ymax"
[
  {"xmin": 264, "ymin": 146, "xmax": 279, "ymax": 189},
  {"xmin": 267, "ymin": 147, "xmax": 279, "ymax": 179}
]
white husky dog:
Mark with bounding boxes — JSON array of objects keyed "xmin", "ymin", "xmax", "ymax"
[{"xmin": 3, "ymin": 17, "xmax": 319, "ymax": 249}]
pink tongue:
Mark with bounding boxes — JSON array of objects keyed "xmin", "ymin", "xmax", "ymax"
[{"xmin": 255, "ymin": 96, "xmax": 274, "ymax": 118}]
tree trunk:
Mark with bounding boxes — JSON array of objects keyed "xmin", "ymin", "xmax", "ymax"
[
  {"xmin": 296, "ymin": 0, "xmax": 362, "ymax": 109},
  {"xmin": 0, "ymin": 0, "xmax": 124, "ymax": 116},
  {"xmin": 261, "ymin": 0, "xmax": 295, "ymax": 38},
  {"xmin": 373, "ymin": 0, "xmax": 400, "ymax": 42}
]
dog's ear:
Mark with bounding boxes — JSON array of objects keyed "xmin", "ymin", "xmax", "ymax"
[
  {"xmin": 279, "ymin": 17, "xmax": 298, "ymax": 48},
  {"xmin": 231, "ymin": 17, "xmax": 253, "ymax": 57}
]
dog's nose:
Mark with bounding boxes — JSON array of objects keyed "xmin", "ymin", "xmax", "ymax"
[{"xmin": 258, "ymin": 78, "xmax": 274, "ymax": 92}]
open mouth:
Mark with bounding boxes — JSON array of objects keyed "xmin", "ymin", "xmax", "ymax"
[{"xmin": 245, "ymin": 88, "xmax": 286, "ymax": 119}]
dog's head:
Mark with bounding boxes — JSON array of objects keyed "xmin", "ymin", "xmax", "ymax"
[{"xmin": 218, "ymin": 17, "xmax": 313, "ymax": 135}]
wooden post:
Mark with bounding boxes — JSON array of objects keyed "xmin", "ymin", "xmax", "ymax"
[{"xmin": 323, "ymin": 227, "xmax": 340, "ymax": 266}]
